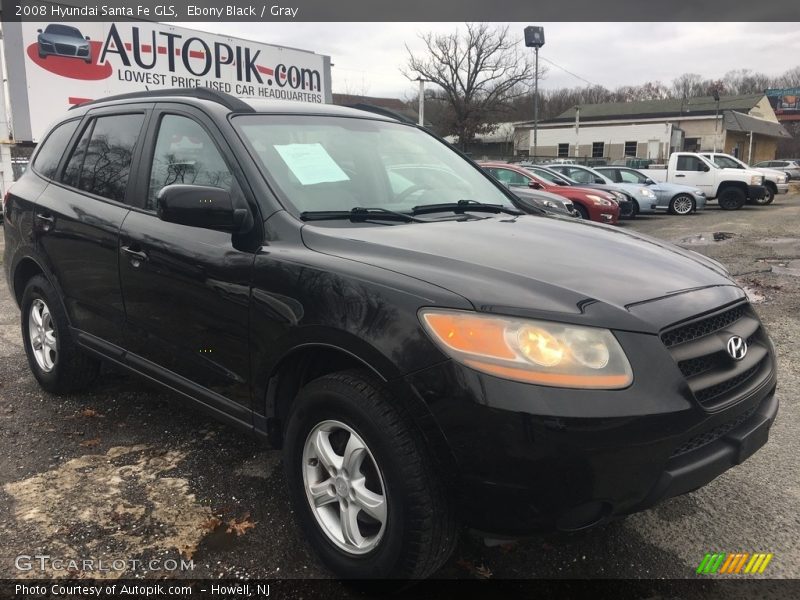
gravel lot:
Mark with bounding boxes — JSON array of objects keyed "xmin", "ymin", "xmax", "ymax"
[{"xmin": 1, "ymin": 193, "xmax": 799, "ymax": 589}]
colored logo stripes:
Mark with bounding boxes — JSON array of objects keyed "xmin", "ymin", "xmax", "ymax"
[{"xmin": 696, "ymin": 552, "xmax": 773, "ymax": 574}]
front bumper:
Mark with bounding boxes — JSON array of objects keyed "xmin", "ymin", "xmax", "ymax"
[
  {"xmin": 777, "ymin": 183, "xmax": 789, "ymax": 195},
  {"xmin": 404, "ymin": 309, "xmax": 777, "ymax": 536}
]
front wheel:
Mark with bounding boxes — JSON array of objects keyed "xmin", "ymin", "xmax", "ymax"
[
  {"xmin": 717, "ymin": 187, "xmax": 746, "ymax": 210},
  {"xmin": 283, "ymin": 370, "xmax": 457, "ymax": 578},
  {"xmin": 574, "ymin": 203, "xmax": 589, "ymax": 220},
  {"xmin": 753, "ymin": 186, "xmax": 775, "ymax": 205},
  {"xmin": 669, "ymin": 194, "xmax": 695, "ymax": 215}
]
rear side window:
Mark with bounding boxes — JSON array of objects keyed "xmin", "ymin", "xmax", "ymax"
[
  {"xmin": 676, "ymin": 156, "xmax": 704, "ymax": 171},
  {"xmin": 62, "ymin": 114, "xmax": 145, "ymax": 203},
  {"xmin": 33, "ymin": 120, "xmax": 80, "ymax": 179}
]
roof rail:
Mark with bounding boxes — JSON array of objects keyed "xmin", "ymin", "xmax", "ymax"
[
  {"xmin": 69, "ymin": 87, "xmax": 255, "ymax": 113},
  {"xmin": 344, "ymin": 103, "xmax": 417, "ymax": 125}
]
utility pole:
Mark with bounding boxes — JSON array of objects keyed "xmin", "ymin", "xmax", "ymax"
[
  {"xmin": 574, "ymin": 105, "xmax": 580, "ymax": 158},
  {"xmin": 712, "ymin": 89, "xmax": 720, "ymax": 153},
  {"xmin": 524, "ymin": 26, "xmax": 545, "ymax": 162}
]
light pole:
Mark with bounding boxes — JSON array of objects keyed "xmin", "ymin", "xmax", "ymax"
[
  {"xmin": 524, "ymin": 26, "xmax": 545, "ymax": 162},
  {"xmin": 417, "ymin": 77, "xmax": 426, "ymax": 127},
  {"xmin": 712, "ymin": 89, "xmax": 720, "ymax": 152}
]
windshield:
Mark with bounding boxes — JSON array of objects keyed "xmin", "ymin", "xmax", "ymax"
[
  {"xmin": 45, "ymin": 25, "xmax": 82, "ymax": 37},
  {"xmin": 713, "ymin": 156, "xmax": 743, "ymax": 169},
  {"xmin": 234, "ymin": 115, "xmax": 515, "ymax": 214},
  {"xmin": 530, "ymin": 167, "xmax": 577, "ymax": 186}
]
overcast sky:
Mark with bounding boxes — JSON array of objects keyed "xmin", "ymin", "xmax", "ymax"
[{"xmin": 178, "ymin": 22, "xmax": 800, "ymax": 99}]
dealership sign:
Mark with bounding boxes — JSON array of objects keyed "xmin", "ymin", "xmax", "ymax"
[
  {"xmin": 765, "ymin": 87, "xmax": 800, "ymax": 114},
  {"xmin": 2, "ymin": 21, "xmax": 332, "ymax": 142}
]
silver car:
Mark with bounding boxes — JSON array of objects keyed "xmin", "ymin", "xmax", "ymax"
[
  {"xmin": 37, "ymin": 24, "xmax": 92, "ymax": 64},
  {"xmin": 596, "ymin": 166, "xmax": 707, "ymax": 215},
  {"xmin": 753, "ymin": 160, "xmax": 800, "ymax": 181},
  {"xmin": 548, "ymin": 163, "xmax": 659, "ymax": 216}
]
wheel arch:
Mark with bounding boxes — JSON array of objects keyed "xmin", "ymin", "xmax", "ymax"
[{"xmin": 12, "ymin": 256, "xmax": 47, "ymax": 306}]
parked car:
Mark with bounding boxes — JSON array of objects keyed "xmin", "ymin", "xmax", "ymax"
[
  {"xmin": 479, "ymin": 162, "xmax": 620, "ymax": 225},
  {"xmin": 596, "ymin": 166, "xmax": 707, "ymax": 215},
  {"xmin": 753, "ymin": 159, "xmax": 800, "ymax": 181},
  {"xmin": 548, "ymin": 163, "xmax": 660, "ymax": 217},
  {"xmin": 480, "ymin": 162, "xmax": 610, "ymax": 222},
  {"xmin": 485, "ymin": 176, "xmax": 578, "ymax": 218},
  {"xmin": 700, "ymin": 153, "xmax": 788, "ymax": 204},
  {"xmin": 36, "ymin": 24, "xmax": 92, "ymax": 63},
  {"xmin": 4, "ymin": 89, "xmax": 778, "ymax": 580},
  {"xmin": 642, "ymin": 153, "xmax": 766, "ymax": 210}
]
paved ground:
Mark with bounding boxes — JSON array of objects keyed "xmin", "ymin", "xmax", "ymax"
[{"xmin": 1, "ymin": 192, "xmax": 799, "ymax": 588}]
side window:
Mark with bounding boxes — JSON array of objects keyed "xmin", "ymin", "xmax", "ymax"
[
  {"xmin": 499, "ymin": 169, "xmax": 529, "ymax": 186},
  {"xmin": 33, "ymin": 120, "xmax": 80, "ymax": 179},
  {"xmin": 676, "ymin": 156, "xmax": 703, "ymax": 171},
  {"xmin": 619, "ymin": 170, "xmax": 644, "ymax": 184},
  {"xmin": 568, "ymin": 168, "xmax": 592, "ymax": 184},
  {"xmin": 62, "ymin": 114, "xmax": 145, "ymax": 203},
  {"xmin": 147, "ymin": 114, "xmax": 240, "ymax": 211}
]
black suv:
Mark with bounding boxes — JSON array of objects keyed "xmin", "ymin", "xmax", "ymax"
[{"xmin": 3, "ymin": 89, "xmax": 778, "ymax": 579}]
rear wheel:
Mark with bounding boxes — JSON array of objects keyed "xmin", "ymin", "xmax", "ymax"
[
  {"xmin": 574, "ymin": 203, "xmax": 589, "ymax": 220},
  {"xmin": 283, "ymin": 370, "xmax": 457, "ymax": 578},
  {"xmin": 669, "ymin": 194, "xmax": 695, "ymax": 215},
  {"xmin": 21, "ymin": 275, "xmax": 100, "ymax": 394},
  {"xmin": 717, "ymin": 187, "xmax": 746, "ymax": 211}
]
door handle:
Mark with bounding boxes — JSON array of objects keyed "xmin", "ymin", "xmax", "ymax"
[
  {"xmin": 35, "ymin": 212, "xmax": 55, "ymax": 231},
  {"xmin": 675, "ymin": 174, "xmax": 686, "ymax": 178},
  {"xmin": 121, "ymin": 245, "xmax": 149, "ymax": 267}
]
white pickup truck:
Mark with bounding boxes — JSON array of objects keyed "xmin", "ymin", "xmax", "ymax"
[
  {"xmin": 642, "ymin": 152, "xmax": 766, "ymax": 210},
  {"xmin": 700, "ymin": 152, "xmax": 789, "ymax": 205}
]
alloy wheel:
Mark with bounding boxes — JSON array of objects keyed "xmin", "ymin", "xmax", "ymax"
[
  {"xmin": 28, "ymin": 298, "xmax": 57, "ymax": 372},
  {"xmin": 672, "ymin": 195, "xmax": 693, "ymax": 215},
  {"xmin": 302, "ymin": 420, "xmax": 388, "ymax": 555}
]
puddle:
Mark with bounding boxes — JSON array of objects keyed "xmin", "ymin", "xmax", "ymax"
[{"xmin": 676, "ymin": 232, "xmax": 736, "ymax": 246}]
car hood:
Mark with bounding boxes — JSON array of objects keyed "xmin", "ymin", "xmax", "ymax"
[
  {"xmin": 301, "ymin": 214, "xmax": 737, "ymax": 330},
  {"xmin": 40, "ymin": 33, "xmax": 88, "ymax": 45}
]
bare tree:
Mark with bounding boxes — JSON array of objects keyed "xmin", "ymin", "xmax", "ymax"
[{"xmin": 403, "ymin": 23, "xmax": 538, "ymax": 148}]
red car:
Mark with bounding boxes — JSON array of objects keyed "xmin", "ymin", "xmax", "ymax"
[{"xmin": 480, "ymin": 161, "xmax": 620, "ymax": 224}]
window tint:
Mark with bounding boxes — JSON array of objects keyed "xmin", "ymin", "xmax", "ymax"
[
  {"xmin": 147, "ymin": 115, "xmax": 239, "ymax": 211},
  {"xmin": 33, "ymin": 120, "xmax": 80, "ymax": 179},
  {"xmin": 63, "ymin": 114, "xmax": 144, "ymax": 202}
]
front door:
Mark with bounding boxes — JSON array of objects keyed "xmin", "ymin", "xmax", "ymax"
[
  {"xmin": 119, "ymin": 107, "xmax": 259, "ymax": 418},
  {"xmin": 673, "ymin": 154, "xmax": 714, "ymax": 195}
]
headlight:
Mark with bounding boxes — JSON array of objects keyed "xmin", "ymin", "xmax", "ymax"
[
  {"xmin": 419, "ymin": 309, "xmax": 633, "ymax": 389},
  {"xmin": 750, "ymin": 175, "xmax": 763, "ymax": 185},
  {"xmin": 778, "ymin": 175, "xmax": 787, "ymax": 184},
  {"xmin": 586, "ymin": 194, "xmax": 612, "ymax": 206},
  {"xmin": 639, "ymin": 188, "xmax": 656, "ymax": 199},
  {"xmin": 543, "ymin": 200, "xmax": 557, "ymax": 209}
]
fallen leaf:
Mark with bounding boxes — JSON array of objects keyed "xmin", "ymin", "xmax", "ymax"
[
  {"xmin": 227, "ymin": 513, "xmax": 256, "ymax": 537},
  {"xmin": 180, "ymin": 543, "xmax": 198, "ymax": 560},
  {"xmin": 80, "ymin": 438, "xmax": 101, "ymax": 448},
  {"xmin": 200, "ymin": 516, "xmax": 222, "ymax": 532},
  {"xmin": 474, "ymin": 564, "xmax": 493, "ymax": 579},
  {"xmin": 456, "ymin": 559, "xmax": 493, "ymax": 579}
]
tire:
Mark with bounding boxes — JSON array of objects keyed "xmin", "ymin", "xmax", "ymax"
[
  {"xmin": 717, "ymin": 187, "xmax": 746, "ymax": 211},
  {"xmin": 630, "ymin": 200, "xmax": 639, "ymax": 218},
  {"xmin": 753, "ymin": 185, "xmax": 775, "ymax": 205},
  {"xmin": 20, "ymin": 275, "xmax": 100, "ymax": 394},
  {"xmin": 669, "ymin": 194, "xmax": 695, "ymax": 216},
  {"xmin": 574, "ymin": 203, "xmax": 589, "ymax": 220},
  {"xmin": 283, "ymin": 370, "xmax": 457, "ymax": 579}
]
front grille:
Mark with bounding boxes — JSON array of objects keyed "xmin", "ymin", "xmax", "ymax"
[
  {"xmin": 661, "ymin": 303, "xmax": 771, "ymax": 410},
  {"xmin": 670, "ymin": 405, "xmax": 757, "ymax": 458},
  {"xmin": 661, "ymin": 305, "xmax": 746, "ymax": 348},
  {"xmin": 55, "ymin": 44, "xmax": 76, "ymax": 56}
]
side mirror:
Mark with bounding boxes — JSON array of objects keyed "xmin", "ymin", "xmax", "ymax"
[
  {"xmin": 594, "ymin": 177, "xmax": 605, "ymax": 184},
  {"xmin": 37, "ymin": 29, "xmax": 42, "ymax": 33},
  {"xmin": 157, "ymin": 185, "xmax": 252, "ymax": 233},
  {"xmin": 645, "ymin": 178, "xmax": 655, "ymax": 185},
  {"xmin": 700, "ymin": 164, "xmax": 710, "ymax": 172},
  {"xmin": 554, "ymin": 178, "xmax": 568, "ymax": 186},
  {"xmin": 528, "ymin": 180, "xmax": 542, "ymax": 189},
  {"xmin": 85, "ymin": 36, "xmax": 91, "ymax": 41}
]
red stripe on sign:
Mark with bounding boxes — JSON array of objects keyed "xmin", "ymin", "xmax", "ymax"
[
  {"xmin": 189, "ymin": 50, "xmax": 205, "ymax": 59},
  {"xmin": 158, "ymin": 46, "xmax": 167, "ymax": 54},
  {"xmin": 141, "ymin": 44, "xmax": 152, "ymax": 53},
  {"xmin": 257, "ymin": 66, "xmax": 274, "ymax": 76},
  {"xmin": 124, "ymin": 43, "xmax": 132, "ymax": 50},
  {"xmin": 68, "ymin": 97, "xmax": 93, "ymax": 105}
]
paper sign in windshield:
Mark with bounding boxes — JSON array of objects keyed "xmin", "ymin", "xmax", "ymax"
[{"xmin": 274, "ymin": 143, "xmax": 349, "ymax": 185}]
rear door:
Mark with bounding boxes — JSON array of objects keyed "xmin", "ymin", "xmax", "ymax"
[
  {"xmin": 118, "ymin": 105, "xmax": 260, "ymax": 417},
  {"xmin": 33, "ymin": 106, "xmax": 150, "ymax": 347}
]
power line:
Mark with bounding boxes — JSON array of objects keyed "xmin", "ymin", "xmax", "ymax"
[{"xmin": 539, "ymin": 55, "xmax": 604, "ymax": 89}]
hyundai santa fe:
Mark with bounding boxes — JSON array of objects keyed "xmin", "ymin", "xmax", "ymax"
[{"xmin": 3, "ymin": 89, "xmax": 779, "ymax": 579}]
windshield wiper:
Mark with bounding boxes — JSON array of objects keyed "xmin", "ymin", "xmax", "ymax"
[
  {"xmin": 410, "ymin": 199, "xmax": 523, "ymax": 217},
  {"xmin": 300, "ymin": 207, "xmax": 429, "ymax": 223}
]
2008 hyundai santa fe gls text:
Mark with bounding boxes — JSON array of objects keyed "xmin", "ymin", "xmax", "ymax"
[{"xmin": 2, "ymin": 89, "xmax": 778, "ymax": 579}]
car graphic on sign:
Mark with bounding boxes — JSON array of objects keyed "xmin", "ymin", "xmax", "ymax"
[{"xmin": 37, "ymin": 24, "xmax": 92, "ymax": 64}]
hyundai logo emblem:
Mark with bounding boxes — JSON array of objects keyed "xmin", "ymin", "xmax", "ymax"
[{"xmin": 727, "ymin": 336, "xmax": 748, "ymax": 361}]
